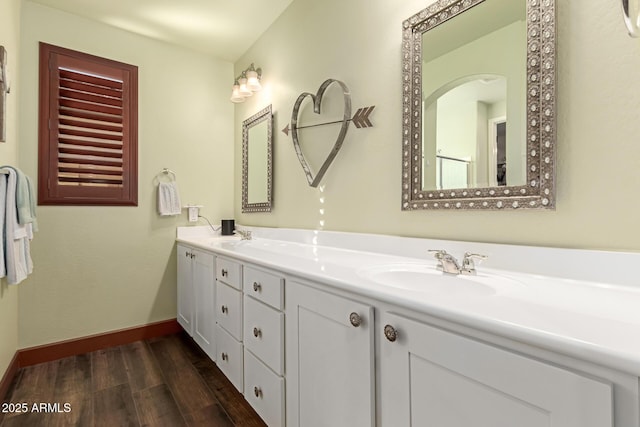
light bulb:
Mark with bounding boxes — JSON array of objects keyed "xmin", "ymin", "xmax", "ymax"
[
  {"xmin": 238, "ymin": 77, "xmax": 252, "ymax": 97},
  {"xmin": 230, "ymin": 84, "xmax": 245, "ymax": 103},
  {"xmin": 246, "ymin": 70, "xmax": 262, "ymax": 92}
]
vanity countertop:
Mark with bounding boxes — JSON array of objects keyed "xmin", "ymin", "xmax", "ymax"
[{"xmin": 177, "ymin": 226, "xmax": 640, "ymax": 376}]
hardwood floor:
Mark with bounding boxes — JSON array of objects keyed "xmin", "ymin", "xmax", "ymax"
[{"xmin": 0, "ymin": 332, "xmax": 267, "ymax": 427}]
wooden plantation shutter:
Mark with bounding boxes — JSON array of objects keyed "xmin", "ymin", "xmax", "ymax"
[{"xmin": 38, "ymin": 43, "xmax": 138, "ymax": 205}]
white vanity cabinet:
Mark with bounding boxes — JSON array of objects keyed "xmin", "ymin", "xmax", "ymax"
[
  {"xmin": 176, "ymin": 244, "xmax": 216, "ymax": 360},
  {"xmin": 379, "ymin": 311, "xmax": 614, "ymax": 427},
  {"xmin": 286, "ymin": 280, "xmax": 375, "ymax": 427},
  {"xmin": 243, "ymin": 265, "xmax": 286, "ymax": 427},
  {"xmin": 177, "ymin": 244, "xmax": 193, "ymax": 334},
  {"xmin": 215, "ymin": 256, "xmax": 244, "ymax": 391},
  {"xmin": 177, "ymin": 229, "xmax": 640, "ymax": 427}
]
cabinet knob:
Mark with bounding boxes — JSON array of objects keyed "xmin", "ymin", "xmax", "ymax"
[
  {"xmin": 349, "ymin": 312, "xmax": 362, "ymax": 327},
  {"xmin": 185, "ymin": 251, "xmax": 190, "ymax": 257},
  {"xmin": 191, "ymin": 253, "xmax": 195, "ymax": 259},
  {"xmin": 254, "ymin": 386, "xmax": 262, "ymax": 398},
  {"xmin": 253, "ymin": 327, "xmax": 262, "ymax": 338},
  {"xmin": 253, "ymin": 282, "xmax": 261, "ymax": 292},
  {"xmin": 221, "ymin": 352, "xmax": 228, "ymax": 361},
  {"xmin": 221, "ymin": 269, "xmax": 228, "ymax": 277},
  {"xmin": 221, "ymin": 305, "xmax": 228, "ymax": 314},
  {"xmin": 384, "ymin": 324, "xmax": 398, "ymax": 342}
]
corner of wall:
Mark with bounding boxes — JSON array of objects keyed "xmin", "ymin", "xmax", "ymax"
[{"xmin": 0, "ymin": 0, "xmax": 22, "ymax": 384}]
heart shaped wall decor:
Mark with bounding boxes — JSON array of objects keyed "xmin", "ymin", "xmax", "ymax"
[{"xmin": 290, "ymin": 79, "xmax": 352, "ymax": 188}]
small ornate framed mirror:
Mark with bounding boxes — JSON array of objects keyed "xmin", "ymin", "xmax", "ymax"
[
  {"xmin": 242, "ymin": 104, "xmax": 273, "ymax": 213},
  {"xmin": 401, "ymin": 0, "xmax": 556, "ymax": 210}
]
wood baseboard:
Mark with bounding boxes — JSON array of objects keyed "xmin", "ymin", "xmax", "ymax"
[
  {"xmin": 18, "ymin": 318, "xmax": 181, "ymax": 367},
  {"xmin": 0, "ymin": 352, "xmax": 20, "ymax": 402},
  {"xmin": 0, "ymin": 318, "xmax": 181, "ymax": 401}
]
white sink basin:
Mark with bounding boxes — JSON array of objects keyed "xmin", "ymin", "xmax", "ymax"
[{"xmin": 358, "ymin": 263, "xmax": 522, "ymax": 296}]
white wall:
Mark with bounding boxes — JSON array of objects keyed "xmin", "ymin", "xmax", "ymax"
[
  {"xmin": 17, "ymin": 1, "xmax": 235, "ymax": 347},
  {"xmin": 0, "ymin": 0, "xmax": 21, "ymax": 378},
  {"xmin": 234, "ymin": 0, "xmax": 640, "ymax": 252}
]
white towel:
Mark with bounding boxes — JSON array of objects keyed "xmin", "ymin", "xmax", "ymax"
[
  {"xmin": 2, "ymin": 168, "xmax": 33, "ymax": 284},
  {"xmin": 157, "ymin": 181, "xmax": 181, "ymax": 216},
  {"xmin": 0, "ymin": 173, "xmax": 6, "ymax": 279}
]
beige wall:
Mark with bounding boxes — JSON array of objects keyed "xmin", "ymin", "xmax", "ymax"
[
  {"xmin": 234, "ymin": 0, "xmax": 640, "ymax": 252},
  {"xmin": 17, "ymin": 1, "xmax": 235, "ymax": 348},
  {"xmin": 6, "ymin": 0, "xmax": 640, "ymax": 357},
  {"xmin": 0, "ymin": 0, "xmax": 21, "ymax": 378}
]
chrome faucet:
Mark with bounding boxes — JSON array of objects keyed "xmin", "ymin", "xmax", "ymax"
[
  {"xmin": 234, "ymin": 229, "xmax": 252, "ymax": 240},
  {"xmin": 428, "ymin": 250, "xmax": 462, "ymax": 275},
  {"xmin": 429, "ymin": 250, "xmax": 487, "ymax": 275},
  {"xmin": 461, "ymin": 252, "xmax": 488, "ymax": 275}
]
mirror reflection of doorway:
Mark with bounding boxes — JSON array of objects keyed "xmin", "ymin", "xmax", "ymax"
[
  {"xmin": 488, "ymin": 117, "xmax": 507, "ymax": 187},
  {"xmin": 496, "ymin": 121, "xmax": 506, "ymax": 186}
]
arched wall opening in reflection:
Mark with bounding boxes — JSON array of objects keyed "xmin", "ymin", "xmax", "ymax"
[{"xmin": 421, "ymin": 1, "xmax": 527, "ymax": 192}]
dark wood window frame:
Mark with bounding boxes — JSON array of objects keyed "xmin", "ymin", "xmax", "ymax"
[{"xmin": 38, "ymin": 42, "xmax": 138, "ymax": 206}]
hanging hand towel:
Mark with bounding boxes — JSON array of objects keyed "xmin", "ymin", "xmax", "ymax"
[
  {"xmin": 1, "ymin": 165, "xmax": 38, "ymax": 231},
  {"xmin": 2, "ymin": 168, "xmax": 33, "ymax": 284},
  {"xmin": 157, "ymin": 181, "xmax": 182, "ymax": 216},
  {"xmin": 0, "ymin": 173, "xmax": 6, "ymax": 279}
]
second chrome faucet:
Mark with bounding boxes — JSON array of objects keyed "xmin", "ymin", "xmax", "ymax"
[{"xmin": 428, "ymin": 250, "xmax": 487, "ymax": 276}]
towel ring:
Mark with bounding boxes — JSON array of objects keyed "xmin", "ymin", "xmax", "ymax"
[{"xmin": 160, "ymin": 168, "xmax": 176, "ymax": 181}]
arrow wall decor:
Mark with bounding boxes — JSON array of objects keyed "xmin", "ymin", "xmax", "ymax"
[
  {"xmin": 281, "ymin": 105, "xmax": 375, "ymax": 136},
  {"xmin": 282, "ymin": 78, "xmax": 375, "ymax": 187}
]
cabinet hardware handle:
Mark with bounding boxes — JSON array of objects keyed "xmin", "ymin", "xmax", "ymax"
[
  {"xmin": 191, "ymin": 253, "xmax": 195, "ymax": 259},
  {"xmin": 253, "ymin": 327, "xmax": 262, "ymax": 338},
  {"xmin": 221, "ymin": 352, "xmax": 228, "ymax": 361},
  {"xmin": 349, "ymin": 312, "xmax": 362, "ymax": 327},
  {"xmin": 253, "ymin": 282, "xmax": 261, "ymax": 292},
  {"xmin": 221, "ymin": 269, "xmax": 228, "ymax": 277},
  {"xmin": 254, "ymin": 386, "xmax": 262, "ymax": 398},
  {"xmin": 384, "ymin": 325, "xmax": 398, "ymax": 342},
  {"xmin": 221, "ymin": 305, "xmax": 228, "ymax": 314},
  {"xmin": 185, "ymin": 251, "xmax": 190, "ymax": 257}
]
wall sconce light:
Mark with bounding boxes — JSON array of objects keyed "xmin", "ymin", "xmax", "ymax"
[{"xmin": 230, "ymin": 63, "xmax": 262, "ymax": 103}]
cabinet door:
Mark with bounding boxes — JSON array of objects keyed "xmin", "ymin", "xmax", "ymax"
[
  {"xmin": 217, "ymin": 325, "xmax": 244, "ymax": 392},
  {"xmin": 244, "ymin": 265, "xmax": 284, "ymax": 310},
  {"xmin": 217, "ymin": 281, "xmax": 243, "ymax": 340},
  {"xmin": 244, "ymin": 348, "xmax": 285, "ymax": 427},
  {"xmin": 217, "ymin": 256, "xmax": 242, "ymax": 290},
  {"xmin": 192, "ymin": 249, "xmax": 216, "ymax": 360},
  {"xmin": 286, "ymin": 281, "xmax": 375, "ymax": 427},
  {"xmin": 379, "ymin": 312, "xmax": 613, "ymax": 427},
  {"xmin": 176, "ymin": 244, "xmax": 193, "ymax": 335},
  {"xmin": 244, "ymin": 296, "xmax": 284, "ymax": 375}
]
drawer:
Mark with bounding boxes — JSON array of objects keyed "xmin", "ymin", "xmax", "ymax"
[
  {"xmin": 216, "ymin": 256, "xmax": 242, "ymax": 290},
  {"xmin": 244, "ymin": 265, "xmax": 284, "ymax": 310},
  {"xmin": 244, "ymin": 296, "xmax": 285, "ymax": 375},
  {"xmin": 217, "ymin": 281, "xmax": 243, "ymax": 340},
  {"xmin": 244, "ymin": 348, "xmax": 285, "ymax": 427},
  {"xmin": 216, "ymin": 325, "xmax": 244, "ymax": 393}
]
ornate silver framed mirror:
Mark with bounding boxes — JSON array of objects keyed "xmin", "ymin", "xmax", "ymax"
[
  {"xmin": 401, "ymin": 0, "xmax": 556, "ymax": 210},
  {"xmin": 242, "ymin": 104, "xmax": 273, "ymax": 213}
]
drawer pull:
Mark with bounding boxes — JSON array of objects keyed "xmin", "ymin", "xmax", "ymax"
[
  {"xmin": 384, "ymin": 325, "xmax": 398, "ymax": 342},
  {"xmin": 221, "ymin": 305, "xmax": 228, "ymax": 314},
  {"xmin": 253, "ymin": 282, "xmax": 261, "ymax": 292},
  {"xmin": 349, "ymin": 312, "xmax": 362, "ymax": 327},
  {"xmin": 253, "ymin": 327, "xmax": 262, "ymax": 338},
  {"xmin": 221, "ymin": 269, "xmax": 228, "ymax": 277},
  {"xmin": 221, "ymin": 352, "xmax": 228, "ymax": 361},
  {"xmin": 254, "ymin": 386, "xmax": 262, "ymax": 398}
]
